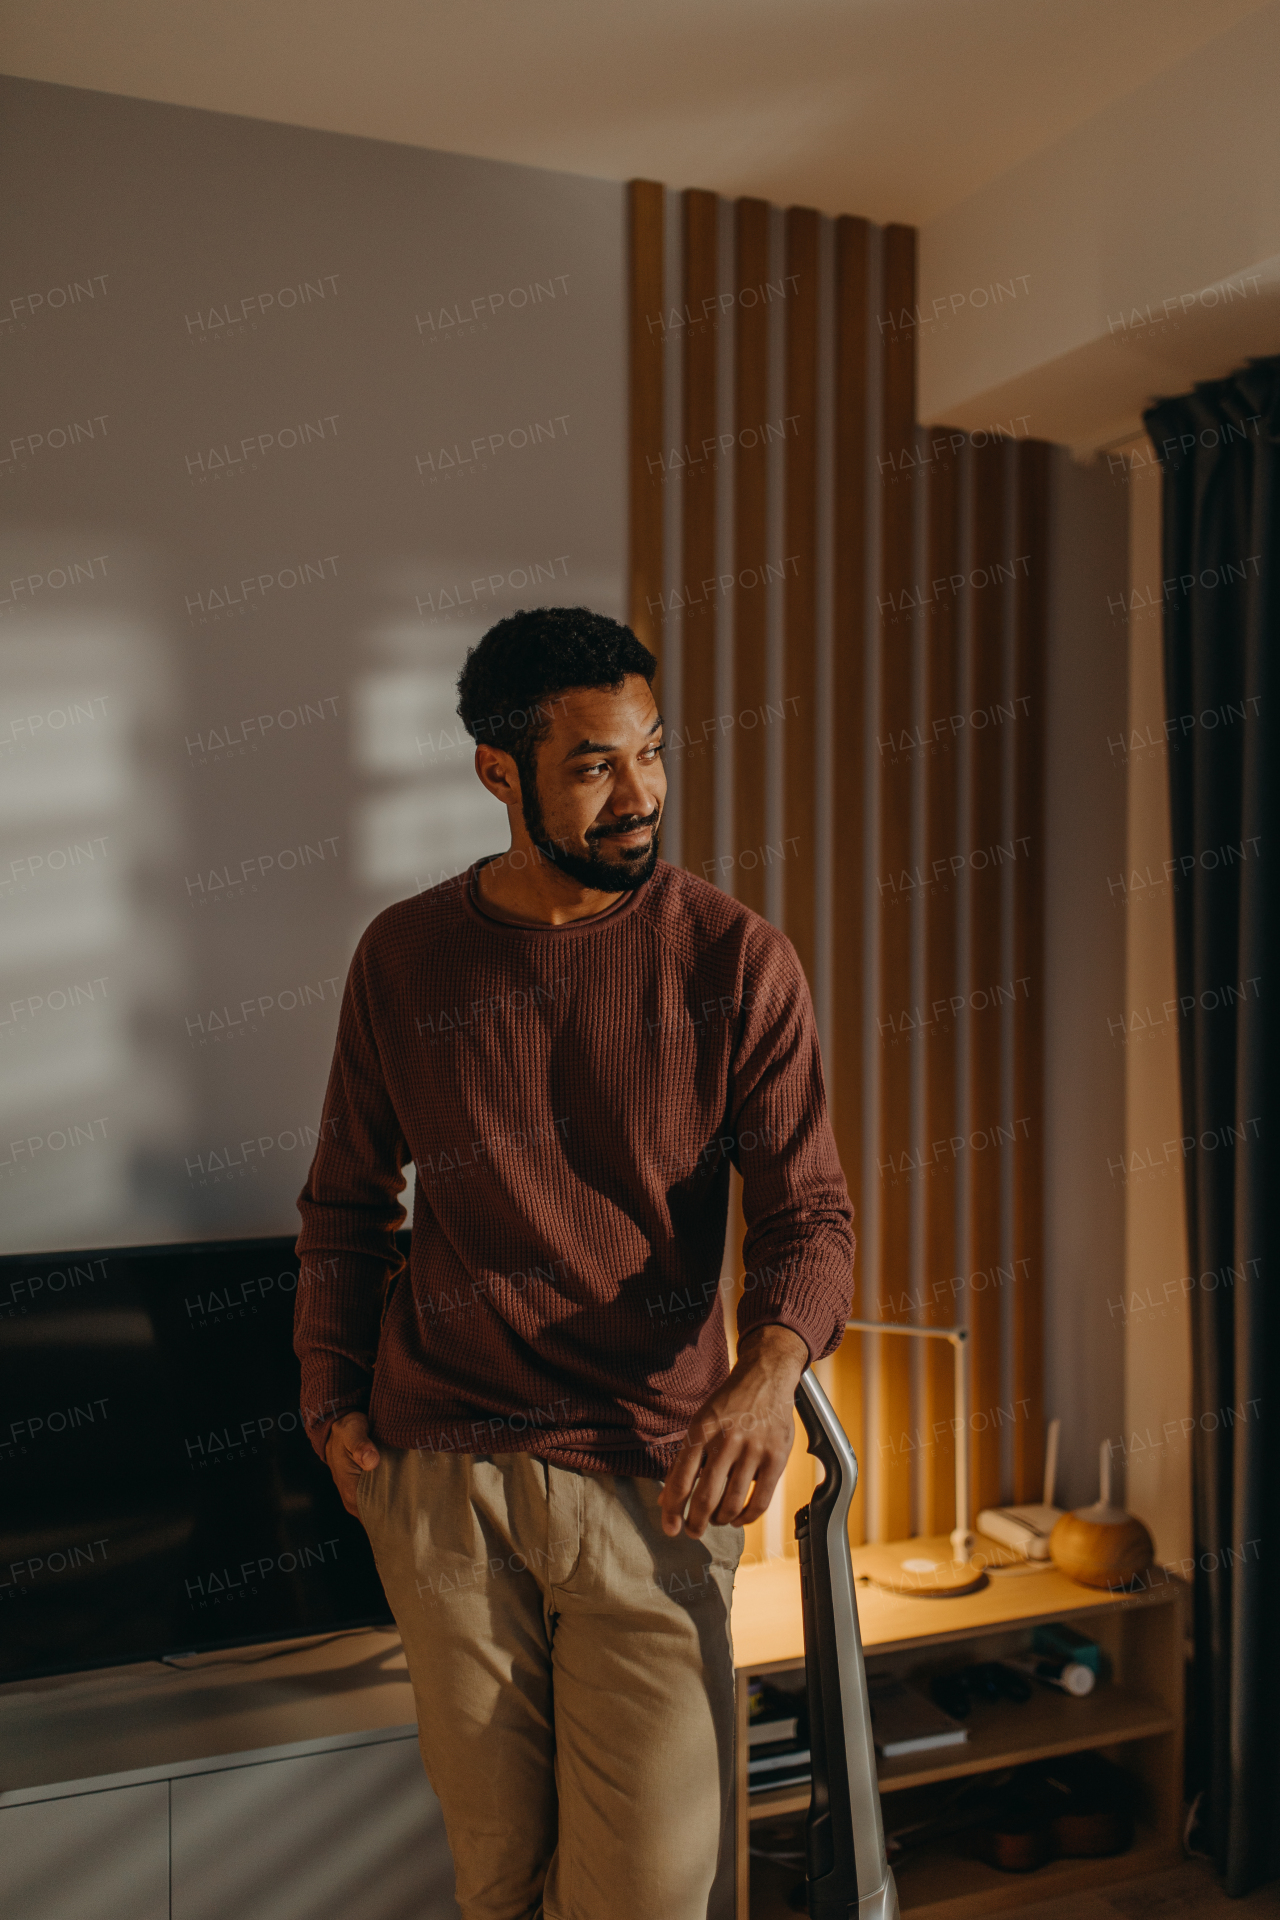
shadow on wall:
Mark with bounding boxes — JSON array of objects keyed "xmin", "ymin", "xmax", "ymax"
[
  {"xmin": 0, "ymin": 548, "xmax": 185, "ymax": 1249},
  {"xmin": 1041, "ymin": 446, "xmax": 1130, "ymax": 1512}
]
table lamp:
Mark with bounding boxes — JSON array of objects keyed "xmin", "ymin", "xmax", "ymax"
[{"xmin": 841, "ymin": 1317, "xmax": 984, "ymax": 1596}]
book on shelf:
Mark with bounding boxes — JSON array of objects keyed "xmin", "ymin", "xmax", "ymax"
[
  {"xmin": 746, "ymin": 1677, "xmax": 808, "ymax": 1787},
  {"xmin": 867, "ymin": 1673, "xmax": 969, "ymax": 1759},
  {"xmin": 748, "ymin": 1714, "xmax": 799, "ymax": 1748},
  {"xmin": 748, "ymin": 1746, "xmax": 812, "ymax": 1778},
  {"xmin": 747, "ymin": 1746, "xmax": 812, "ymax": 1793}
]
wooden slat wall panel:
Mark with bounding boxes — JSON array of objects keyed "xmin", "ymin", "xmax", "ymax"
[
  {"xmin": 922, "ymin": 434, "xmax": 963, "ymax": 1534},
  {"xmin": 778, "ymin": 208, "xmax": 824, "ymax": 1552},
  {"xmin": 628, "ymin": 182, "xmax": 1052, "ymax": 1551},
  {"xmin": 731, "ymin": 201, "xmax": 772, "ymax": 1570},
  {"xmin": 680, "ymin": 189, "xmax": 721, "ymax": 886},
  {"xmin": 783, "ymin": 208, "xmax": 820, "ymax": 982},
  {"xmin": 829, "ymin": 215, "xmax": 871, "ymax": 1545},
  {"xmin": 732, "ymin": 199, "xmax": 771, "ymax": 915},
  {"xmin": 628, "ymin": 181, "xmax": 666, "ymax": 691},
  {"xmin": 1011, "ymin": 439, "xmax": 1051, "ymax": 1502},
  {"xmin": 966, "ymin": 438, "xmax": 1009, "ymax": 1517},
  {"xmin": 875, "ymin": 224, "xmax": 918, "ymax": 1542}
]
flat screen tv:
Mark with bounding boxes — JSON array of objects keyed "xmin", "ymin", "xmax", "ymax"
[{"xmin": 0, "ymin": 1235, "xmax": 394, "ymax": 1682}]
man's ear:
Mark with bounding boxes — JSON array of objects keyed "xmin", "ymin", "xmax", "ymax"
[{"xmin": 474, "ymin": 744, "xmax": 521, "ymax": 806}]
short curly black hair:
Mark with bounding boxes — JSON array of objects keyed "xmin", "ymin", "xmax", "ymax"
[{"xmin": 455, "ymin": 606, "xmax": 656, "ymax": 789}]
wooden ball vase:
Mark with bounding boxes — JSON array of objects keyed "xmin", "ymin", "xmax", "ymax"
[{"xmin": 1050, "ymin": 1505, "xmax": 1153, "ymax": 1590}]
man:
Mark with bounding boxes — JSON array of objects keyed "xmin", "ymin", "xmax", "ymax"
[{"xmin": 295, "ymin": 606, "xmax": 855, "ymax": 1920}]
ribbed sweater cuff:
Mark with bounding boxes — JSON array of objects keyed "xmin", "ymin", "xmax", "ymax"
[
  {"xmin": 301, "ymin": 1369, "xmax": 373, "ymax": 1461},
  {"xmin": 737, "ymin": 1269, "xmax": 847, "ymax": 1365}
]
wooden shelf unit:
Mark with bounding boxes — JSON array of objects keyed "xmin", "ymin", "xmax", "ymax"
[
  {"xmin": 731, "ymin": 1536, "xmax": 1186, "ymax": 1920},
  {"xmin": 748, "ymin": 1825, "xmax": 1178, "ymax": 1920}
]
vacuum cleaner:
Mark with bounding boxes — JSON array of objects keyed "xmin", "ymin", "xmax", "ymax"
[{"xmin": 793, "ymin": 1370, "xmax": 900, "ymax": 1920}]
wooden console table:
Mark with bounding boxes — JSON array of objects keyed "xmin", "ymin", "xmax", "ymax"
[{"xmin": 731, "ymin": 1537, "xmax": 1186, "ymax": 1920}]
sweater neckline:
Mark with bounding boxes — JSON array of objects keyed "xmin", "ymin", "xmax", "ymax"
[{"xmin": 462, "ymin": 856, "xmax": 652, "ymax": 939}]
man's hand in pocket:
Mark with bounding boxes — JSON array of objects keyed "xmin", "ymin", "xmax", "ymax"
[{"xmin": 325, "ymin": 1412, "xmax": 380, "ymax": 1516}]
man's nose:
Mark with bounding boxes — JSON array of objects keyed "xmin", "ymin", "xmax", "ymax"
[{"xmin": 609, "ymin": 764, "xmax": 658, "ymax": 819}]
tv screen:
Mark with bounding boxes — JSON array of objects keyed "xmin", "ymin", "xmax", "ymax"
[{"xmin": 0, "ymin": 1236, "xmax": 393, "ymax": 1681}]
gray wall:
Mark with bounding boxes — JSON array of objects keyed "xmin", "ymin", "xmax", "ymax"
[
  {"xmin": 0, "ymin": 77, "xmax": 626, "ymax": 1252},
  {"xmin": 1041, "ymin": 448, "xmax": 1129, "ymax": 1509}
]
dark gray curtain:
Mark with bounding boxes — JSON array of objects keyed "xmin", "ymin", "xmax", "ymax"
[{"xmin": 1143, "ymin": 361, "xmax": 1279, "ymax": 1896}]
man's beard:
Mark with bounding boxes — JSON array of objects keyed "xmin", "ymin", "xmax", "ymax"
[{"xmin": 519, "ymin": 770, "xmax": 660, "ymax": 892}]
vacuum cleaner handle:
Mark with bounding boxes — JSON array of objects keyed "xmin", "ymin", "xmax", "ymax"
[{"xmin": 794, "ymin": 1370, "xmax": 899, "ymax": 1920}]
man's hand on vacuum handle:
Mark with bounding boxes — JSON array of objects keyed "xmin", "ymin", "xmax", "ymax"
[
  {"xmin": 325, "ymin": 1411, "xmax": 380, "ymax": 1517},
  {"xmin": 659, "ymin": 1324, "xmax": 809, "ymax": 1539}
]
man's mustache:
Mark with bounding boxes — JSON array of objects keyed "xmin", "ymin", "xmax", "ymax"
[{"xmin": 588, "ymin": 810, "xmax": 661, "ymax": 842}]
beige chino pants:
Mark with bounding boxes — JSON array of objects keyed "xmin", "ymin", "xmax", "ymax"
[{"xmin": 357, "ymin": 1447, "xmax": 743, "ymax": 1920}]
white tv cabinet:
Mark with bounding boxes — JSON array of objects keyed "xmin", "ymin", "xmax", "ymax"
[{"xmin": 0, "ymin": 1629, "xmax": 459, "ymax": 1920}]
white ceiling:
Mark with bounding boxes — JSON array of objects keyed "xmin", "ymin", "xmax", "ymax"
[{"xmin": 0, "ymin": 0, "xmax": 1269, "ymax": 224}]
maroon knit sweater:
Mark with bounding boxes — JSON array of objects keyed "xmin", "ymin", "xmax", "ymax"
[{"xmin": 294, "ymin": 858, "xmax": 855, "ymax": 1478}]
